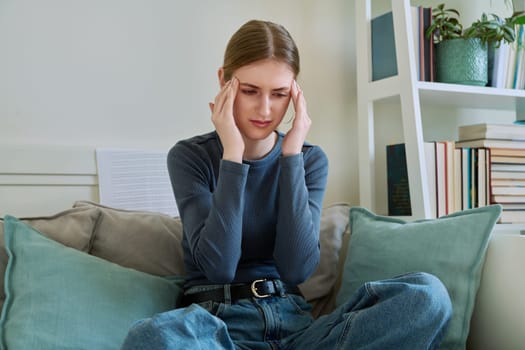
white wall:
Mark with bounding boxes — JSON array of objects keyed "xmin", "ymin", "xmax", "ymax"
[
  {"xmin": 0, "ymin": 0, "xmax": 515, "ymax": 211},
  {"xmin": 0, "ymin": 0, "xmax": 357, "ymax": 207}
]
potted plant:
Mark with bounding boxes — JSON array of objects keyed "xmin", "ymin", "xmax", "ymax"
[
  {"xmin": 465, "ymin": 12, "xmax": 517, "ymax": 86},
  {"xmin": 464, "ymin": 13, "xmax": 516, "ymax": 46},
  {"xmin": 426, "ymin": 3, "xmax": 517, "ymax": 86}
]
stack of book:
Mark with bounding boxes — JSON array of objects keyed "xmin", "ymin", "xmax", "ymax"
[
  {"xmin": 386, "ymin": 123, "xmax": 525, "ymax": 222},
  {"xmin": 456, "ymin": 123, "xmax": 525, "ymax": 223},
  {"xmin": 455, "ymin": 123, "xmax": 525, "ymax": 149},
  {"xmin": 490, "ymin": 148, "xmax": 525, "ymax": 223}
]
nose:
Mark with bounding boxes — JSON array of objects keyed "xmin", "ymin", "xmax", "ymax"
[{"xmin": 257, "ymin": 95, "xmax": 271, "ymax": 117}]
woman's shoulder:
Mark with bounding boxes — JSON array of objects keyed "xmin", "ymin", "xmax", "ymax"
[
  {"xmin": 177, "ymin": 131, "xmax": 219, "ymax": 147},
  {"xmin": 302, "ymin": 141, "xmax": 327, "ymax": 162},
  {"xmin": 274, "ymin": 131, "xmax": 325, "ymax": 155},
  {"xmin": 170, "ymin": 131, "xmax": 219, "ymax": 153},
  {"xmin": 167, "ymin": 131, "xmax": 222, "ymax": 165}
]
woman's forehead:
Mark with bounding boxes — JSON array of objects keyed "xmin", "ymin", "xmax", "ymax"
[{"xmin": 234, "ymin": 59, "xmax": 294, "ymax": 87}]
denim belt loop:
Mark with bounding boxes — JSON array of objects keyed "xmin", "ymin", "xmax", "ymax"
[
  {"xmin": 223, "ymin": 284, "xmax": 232, "ymax": 305},
  {"xmin": 273, "ymin": 279, "xmax": 286, "ymax": 297}
]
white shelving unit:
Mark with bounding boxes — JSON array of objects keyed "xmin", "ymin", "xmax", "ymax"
[{"xmin": 355, "ymin": 0, "xmax": 525, "ymax": 222}]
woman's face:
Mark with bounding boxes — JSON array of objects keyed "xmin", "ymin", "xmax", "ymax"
[{"xmin": 226, "ymin": 59, "xmax": 294, "ymax": 142}]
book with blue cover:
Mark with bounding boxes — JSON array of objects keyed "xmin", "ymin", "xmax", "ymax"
[
  {"xmin": 372, "ymin": 11, "xmax": 398, "ymax": 81},
  {"xmin": 371, "ymin": 7, "xmax": 432, "ymax": 81}
]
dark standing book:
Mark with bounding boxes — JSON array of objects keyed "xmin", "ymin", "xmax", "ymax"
[
  {"xmin": 387, "ymin": 143, "xmax": 412, "ymax": 215},
  {"xmin": 423, "ymin": 7, "xmax": 434, "ymax": 81},
  {"xmin": 471, "ymin": 148, "xmax": 479, "ymax": 208},
  {"xmin": 418, "ymin": 6, "xmax": 425, "ymax": 80}
]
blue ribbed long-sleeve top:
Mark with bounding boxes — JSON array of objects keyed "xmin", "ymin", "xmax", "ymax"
[{"xmin": 167, "ymin": 131, "xmax": 328, "ymax": 288}]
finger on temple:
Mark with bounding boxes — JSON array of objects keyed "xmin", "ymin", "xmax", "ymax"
[{"xmin": 224, "ymin": 77, "xmax": 238, "ymax": 111}]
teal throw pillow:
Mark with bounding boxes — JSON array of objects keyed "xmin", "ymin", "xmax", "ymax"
[
  {"xmin": 336, "ymin": 205, "xmax": 501, "ymax": 350},
  {"xmin": 0, "ymin": 215, "xmax": 184, "ymax": 350}
]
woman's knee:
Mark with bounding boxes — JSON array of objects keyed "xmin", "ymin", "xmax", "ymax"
[{"xmin": 405, "ymin": 272, "xmax": 453, "ymax": 322}]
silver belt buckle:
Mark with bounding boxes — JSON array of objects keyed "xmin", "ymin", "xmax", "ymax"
[{"xmin": 251, "ymin": 279, "xmax": 271, "ymax": 298}]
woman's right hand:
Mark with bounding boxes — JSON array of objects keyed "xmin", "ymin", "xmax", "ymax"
[{"xmin": 209, "ymin": 77, "xmax": 244, "ymax": 163}]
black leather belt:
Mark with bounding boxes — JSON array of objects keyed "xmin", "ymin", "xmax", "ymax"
[{"xmin": 182, "ymin": 279, "xmax": 303, "ymax": 306}]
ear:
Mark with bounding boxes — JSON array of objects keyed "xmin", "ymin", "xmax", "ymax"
[{"xmin": 218, "ymin": 67, "xmax": 226, "ymax": 87}]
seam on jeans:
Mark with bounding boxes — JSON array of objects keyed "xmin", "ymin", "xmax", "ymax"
[
  {"xmin": 364, "ymin": 282, "xmax": 379, "ymax": 299},
  {"xmin": 336, "ymin": 309, "xmax": 360, "ymax": 349},
  {"xmin": 286, "ymin": 295, "xmax": 311, "ymax": 316},
  {"xmin": 336, "ymin": 282, "xmax": 377, "ymax": 349},
  {"xmin": 197, "ymin": 300, "xmax": 226, "ymax": 317},
  {"xmin": 337, "ymin": 280, "xmax": 387, "ymax": 349}
]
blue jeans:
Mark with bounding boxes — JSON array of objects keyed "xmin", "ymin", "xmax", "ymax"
[{"xmin": 121, "ymin": 272, "xmax": 452, "ymax": 350}]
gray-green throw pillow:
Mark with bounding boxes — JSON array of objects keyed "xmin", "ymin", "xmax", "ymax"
[
  {"xmin": 0, "ymin": 215, "xmax": 184, "ymax": 350},
  {"xmin": 336, "ymin": 205, "xmax": 501, "ymax": 350}
]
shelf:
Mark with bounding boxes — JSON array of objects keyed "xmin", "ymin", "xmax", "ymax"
[
  {"xmin": 368, "ymin": 79, "xmax": 525, "ymax": 111},
  {"xmin": 418, "ymin": 82, "xmax": 525, "ymax": 110}
]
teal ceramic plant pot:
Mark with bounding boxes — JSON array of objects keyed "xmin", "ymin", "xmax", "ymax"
[{"xmin": 435, "ymin": 38, "xmax": 488, "ymax": 86}]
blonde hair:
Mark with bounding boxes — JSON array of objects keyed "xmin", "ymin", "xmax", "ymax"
[{"xmin": 222, "ymin": 20, "xmax": 300, "ymax": 81}]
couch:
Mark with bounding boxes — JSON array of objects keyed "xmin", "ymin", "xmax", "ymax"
[{"xmin": 0, "ymin": 201, "xmax": 523, "ymax": 349}]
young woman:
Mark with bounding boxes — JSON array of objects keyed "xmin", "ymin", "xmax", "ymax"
[{"xmin": 121, "ymin": 19, "xmax": 452, "ymax": 350}]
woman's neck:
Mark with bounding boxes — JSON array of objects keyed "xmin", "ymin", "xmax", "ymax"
[{"xmin": 242, "ymin": 131, "xmax": 278, "ymax": 161}]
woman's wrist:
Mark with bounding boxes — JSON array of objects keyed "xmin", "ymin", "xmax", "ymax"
[{"xmin": 222, "ymin": 148, "xmax": 244, "ymax": 163}]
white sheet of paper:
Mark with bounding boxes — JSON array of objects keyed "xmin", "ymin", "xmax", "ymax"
[{"xmin": 95, "ymin": 148, "xmax": 178, "ymax": 217}]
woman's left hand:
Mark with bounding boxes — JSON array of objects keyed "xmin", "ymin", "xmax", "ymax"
[{"xmin": 282, "ymin": 80, "xmax": 312, "ymax": 156}]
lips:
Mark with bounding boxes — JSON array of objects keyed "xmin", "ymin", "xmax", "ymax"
[{"xmin": 250, "ymin": 120, "xmax": 272, "ymax": 128}]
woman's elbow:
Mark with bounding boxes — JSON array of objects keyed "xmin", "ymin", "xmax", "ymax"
[
  {"xmin": 200, "ymin": 261, "xmax": 237, "ymax": 283},
  {"xmin": 278, "ymin": 250, "xmax": 320, "ymax": 285}
]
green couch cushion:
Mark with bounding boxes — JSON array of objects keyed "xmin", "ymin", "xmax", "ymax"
[
  {"xmin": 0, "ymin": 215, "xmax": 183, "ymax": 350},
  {"xmin": 336, "ymin": 205, "xmax": 501, "ymax": 350},
  {"xmin": 0, "ymin": 206, "xmax": 101, "ymax": 311}
]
